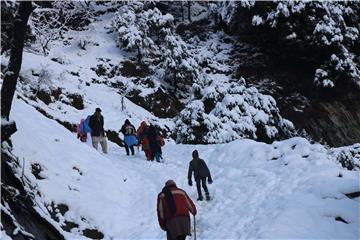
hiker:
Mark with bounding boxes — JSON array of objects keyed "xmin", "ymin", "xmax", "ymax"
[
  {"xmin": 88, "ymin": 108, "xmax": 108, "ymax": 154},
  {"xmin": 147, "ymin": 125, "xmax": 164, "ymax": 162},
  {"xmin": 120, "ymin": 119, "xmax": 137, "ymax": 156},
  {"xmin": 136, "ymin": 121, "xmax": 152, "ymax": 160},
  {"xmin": 188, "ymin": 150, "xmax": 213, "ymax": 201},
  {"xmin": 157, "ymin": 180, "xmax": 197, "ymax": 240}
]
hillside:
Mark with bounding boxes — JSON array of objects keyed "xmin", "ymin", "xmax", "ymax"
[
  {"xmin": 2, "ymin": 98, "xmax": 359, "ymax": 239},
  {"xmin": 1, "ymin": 1, "xmax": 360, "ymax": 239}
]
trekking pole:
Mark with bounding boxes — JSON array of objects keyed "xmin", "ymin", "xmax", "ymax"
[{"xmin": 193, "ymin": 215, "xmax": 196, "ymax": 240}]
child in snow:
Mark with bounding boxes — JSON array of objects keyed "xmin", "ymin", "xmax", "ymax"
[
  {"xmin": 120, "ymin": 119, "xmax": 137, "ymax": 155},
  {"xmin": 157, "ymin": 179, "xmax": 197, "ymax": 240},
  {"xmin": 188, "ymin": 150, "xmax": 213, "ymax": 201}
]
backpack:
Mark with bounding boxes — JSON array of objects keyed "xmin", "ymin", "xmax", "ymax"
[
  {"xmin": 125, "ymin": 125, "xmax": 135, "ymax": 135},
  {"xmin": 77, "ymin": 119, "xmax": 87, "ymax": 142},
  {"xmin": 157, "ymin": 135, "xmax": 165, "ymax": 147},
  {"xmin": 82, "ymin": 115, "xmax": 92, "ymax": 134}
]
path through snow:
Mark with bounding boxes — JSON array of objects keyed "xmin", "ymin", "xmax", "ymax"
[{"xmin": 9, "ymin": 98, "xmax": 360, "ymax": 239}]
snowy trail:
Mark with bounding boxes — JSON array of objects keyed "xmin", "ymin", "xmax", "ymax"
[{"xmin": 10, "ymin": 98, "xmax": 360, "ymax": 239}]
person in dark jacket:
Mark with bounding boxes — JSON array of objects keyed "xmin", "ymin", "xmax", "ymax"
[
  {"xmin": 147, "ymin": 125, "xmax": 162, "ymax": 162},
  {"xmin": 157, "ymin": 180, "xmax": 197, "ymax": 240},
  {"xmin": 120, "ymin": 119, "xmax": 137, "ymax": 155},
  {"xmin": 88, "ymin": 108, "xmax": 108, "ymax": 154},
  {"xmin": 188, "ymin": 150, "xmax": 213, "ymax": 201}
]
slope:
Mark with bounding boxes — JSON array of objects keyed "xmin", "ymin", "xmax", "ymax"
[{"xmin": 7, "ymin": 97, "xmax": 359, "ymax": 239}]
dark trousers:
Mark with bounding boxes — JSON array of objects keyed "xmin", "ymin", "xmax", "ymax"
[
  {"xmin": 196, "ymin": 178, "xmax": 209, "ymax": 198},
  {"xmin": 125, "ymin": 144, "xmax": 134, "ymax": 155},
  {"xmin": 177, "ymin": 235, "xmax": 186, "ymax": 240}
]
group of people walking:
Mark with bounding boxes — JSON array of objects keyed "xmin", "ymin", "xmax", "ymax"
[
  {"xmin": 76, "ymin": 108, "xmax": 165, "ymax": 161},
  {"xmin": 77, "ymin": 108, "xmax": 213, "ymax": 240},
  {"xmin": 120, "ymin": 119, "xmax": 165, "ymax": 162}
]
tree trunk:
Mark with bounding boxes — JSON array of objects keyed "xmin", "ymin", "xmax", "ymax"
[
  {"xmin": 1, "ymin": 2, "xmax": 33, "ymax": 121},
  {"xmin": 181, "ymin": 2, "xmax": 184, "ymax": 22},
  {"xmin": 1, "ymin": 121, "xmax": 17, "ymax": 143},
  {"xmin": 137, "ymin": 45, "xmax": 142, "ymax": 64},
  {"xmin": 187, "ymin": 1, "xmax": 191, "ymax": 22}
]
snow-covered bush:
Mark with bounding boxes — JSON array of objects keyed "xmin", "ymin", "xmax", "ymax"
[
  {"xmin": 175, "ymin": 78, "xmax": 295, "ymax": 144},
  {"xmin": 33, "ymin": 65, "xmax": 53, "ymax": 93},
  {"xmin": 215, "ymin": 1, "xmax": 360, "ymax": 89},
  {"xmin": 29, "ymin": 1, "xmax": 95, "ymax": 55},
  {"xmin": 330, "ymin": 144, "xmax": 360, "ymax": 171}
]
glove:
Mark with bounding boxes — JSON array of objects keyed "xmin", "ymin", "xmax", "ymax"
[
  {"xmin": 208, "ymin": 177, "xmax": 213, "ymax": 184},
  {"xmin": 188, "ymin": 179, "xmax": 192, "ymax": 186}
]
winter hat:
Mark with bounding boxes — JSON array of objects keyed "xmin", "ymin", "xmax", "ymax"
[
  {"xmin": 165, "ymin": 179, "xmax": 176, "ymax": 187},
  {"xmin": 141, "ymin": 121, "xmax": 147, "ymax": 127},
  {"xmin": 192, "ymin": 150, "xmax": 199, "ymax": 159},
  {"xmin": 125, "ymin": 119, "xmax": 130, "ymax": 124},
  {"xmin": 95, "ymin": 107, "xmax": 101, "ymax": 112}
]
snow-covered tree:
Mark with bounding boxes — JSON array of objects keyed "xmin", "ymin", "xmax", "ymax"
[
  {"xmin": 113, "ymin": 3, "xmax": 203, "ymax": 98},
  {"xmin": 30, "ymin": 8, "xmax": 67, "ymax": 55},
  {"xmin": 160, "ymin": 31, "xmax": 200, "ymax": 97},
  {"xmin": 30, "ymin": 1, "xmax": 95, "ymax": 55},
  {"xmin": 112, "ymin": 3, "xmax": 173, "ymax": 64},
  {"xmin": 175, "ymin": 78, "xmax": 295, "ymax": 144},
  {"xmin": 215, "ymin": 1, "xmax": 360, "ymax": 89}
]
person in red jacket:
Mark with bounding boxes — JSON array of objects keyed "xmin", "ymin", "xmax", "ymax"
[
  {"xmin": 157, "ymin": 180, "xmax": 197, "ymax": 240},
  {"xmin": 136, "ymin": 121, "xmax": 152, "ymax": 160}
]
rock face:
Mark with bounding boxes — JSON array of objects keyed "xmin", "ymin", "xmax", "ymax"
[
  {"xmin": 1, "ymin": 149, "xmax": 65, "ymax": 240},
  {"xmin": 233, "ymin": 43, "xmax": 360, "ymax": 147},
  {"xmin": 289, "ymin": 94, "xmax": 360, "ymax": 147}
]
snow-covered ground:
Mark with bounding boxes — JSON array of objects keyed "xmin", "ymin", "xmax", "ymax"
[
  {"xmin": 2, "ymin": 3, "xmax": 359, "ymax": 239},
  {"xmin": 0, "ymin": 10, "xmax": 173, "ymax": 134},
  {"xmin": 8, "ymin": 97, "xmax": 359, "ymax": 239}
]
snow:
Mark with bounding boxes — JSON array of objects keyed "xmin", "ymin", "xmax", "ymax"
[
  {"xmin": 3, "ymin": 11, "xmax": 174, "ymax": 134},
  {"xmin": 10, "ymin": 98, "xmax": 360, "ymax": 239},
  {"xmin": 252, "ymin": 15, "xmax": 263, "ymax": 26},
  {"xmin": 2, "ymin": 2, "xmax": 359, "ymax": 239}
]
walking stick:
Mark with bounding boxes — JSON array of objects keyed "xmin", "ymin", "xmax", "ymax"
[{"xmin": 193, "ymin": 215, "xmax": 196, "ymax": 240}]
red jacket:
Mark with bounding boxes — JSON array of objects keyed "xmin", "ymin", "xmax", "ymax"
[
  {"xmin": 137, "ymin": 122, "xmax": 150, "ymax": 150},
  {"xmin": 157, "ymin": 181, "xmax": 197, "ymax": 230}
]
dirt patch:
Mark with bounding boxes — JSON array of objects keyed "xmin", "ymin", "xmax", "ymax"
[
  {"xmin": 345, "ymin": 192, "xmax": 360, "ymax": 199},
  {"xmin": 67, "ymin": 93, "xmax": 84, "ymax": 110},
  {"xmin": 120, "ymin": 60, "xmax": 150, "ymax": 78},
  {"xmin": 36, "ymin": 90, "xmax": 52, "ymax": 105},
  {"xmin": 335, "ymin": 216, "xmax": 349, "ymax": 224},
  {"xmin": 91, "ymin": 64, "xmax": 107, "ymax": 77},
  {"xmin": 129, "ymin": 88, "xmax": 183, "ymax": 118},
  {"xmin": 83, "ymin": 228, "xmax": 104, "ymax": 239},
  {"xmin": 31, "ymin": 163, "xmax": 45, "ymax": 180}
]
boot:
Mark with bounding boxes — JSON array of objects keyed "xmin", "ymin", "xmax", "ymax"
[
  {"xmin": 206, "ymin": 192, "xmax": 210, "ymax": 201},
  {"xmin": 197, "ymin": 196, "xmax": 203, "ymax": 201}
]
